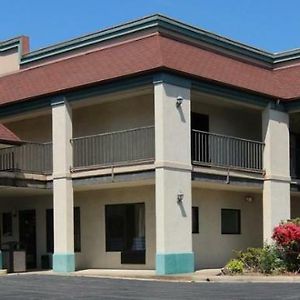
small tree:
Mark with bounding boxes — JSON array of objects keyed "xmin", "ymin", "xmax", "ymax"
[{"xmin": 272, "ymin": 218, "xmax": 300, "ymax": 273}]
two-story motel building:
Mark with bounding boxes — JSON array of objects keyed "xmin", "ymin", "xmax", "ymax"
[{"xmin": 0, "ymin": 15, "xmax": 299, "ymax": 274}]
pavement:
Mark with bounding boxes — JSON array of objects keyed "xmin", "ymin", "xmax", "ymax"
[
  {"xmin": 0, "ymin": 274, "xmax": 300, "ymax": 300},
  {"xmin": 73, "ymin": 268, "xmax": 300, "ymax": 283},
  {"xmin": 7, "ymin": 268, "xmax": 300, "ymax": 283}
]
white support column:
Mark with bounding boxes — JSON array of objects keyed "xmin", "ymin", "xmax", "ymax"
[
  {"xmin": 262, "ymin": 105, "xmax": 291, "ymax": 243},
  {"xmin": 51, "ymin": 96, "xmax": 75, "ymax": 272},
  {"xmin": 154, "ymin": 74, "xmax": 194, "ymax": 275}
]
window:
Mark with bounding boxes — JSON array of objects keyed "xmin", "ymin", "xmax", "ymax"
[
  {"xmin": 221, "ymin": 209, "xmax": 241, "ymax": 234},
  {"xmin": 46, "ymin": 209, "xmax": 53, "ymax": 253},
  {"xmin": 2, "ymin": 212, "xmax": 13, "ymax": 237},
  {"xmin": 46, "ymin": 207, "xmax": 81, "ymax": 253},
  {"xmin": 105, "ymin": 203, "xmax": 145, "ymax": 264},
  {"xmin": 74, "ymin": 207, "xmax": 81, "ymax": 252},
  {"xmin": 192, "ymin": 207, "xmax": 199, "ymax": 233}
]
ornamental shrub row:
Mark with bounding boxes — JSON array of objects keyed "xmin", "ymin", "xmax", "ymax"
[{"xmin": 224, "ymin": 218, "xmax": 300, "ymax": 275}]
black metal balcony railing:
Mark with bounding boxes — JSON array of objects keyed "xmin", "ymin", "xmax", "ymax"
[
  {"xmin": 0, "ymin": 142, "xmax": 53, "ymax": 174},
  {"xmin": 72, "ymin": 126, "xmax": 155, "ymax": 169},
  {"xmin": 192, "ymin": 130, "xmax": 264, "ymax": 172},
  {"xmin": 0, "ymin": 127, "xmax": 264, "ymax": 175}
]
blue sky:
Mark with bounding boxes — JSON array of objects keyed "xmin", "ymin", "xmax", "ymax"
[{"xmin": 1, "ymin": 0, "xmax": 300, "ymax": 52}]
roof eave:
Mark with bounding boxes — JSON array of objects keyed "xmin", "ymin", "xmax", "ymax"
[{"xmin": 18, "ymin": 14, "xmax": 278, "ymax": 66}]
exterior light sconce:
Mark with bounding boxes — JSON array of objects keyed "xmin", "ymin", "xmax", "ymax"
[
  {"xmin": 176, "ymin": 96, "xmax": 183, "ymax": 107},
  {"xmin": 245, "ymin": 196, "xmax": 253, "ymax": 203},
  {"xmin": 177, "ymin": 191, "xmax": 184, "ymax": 203}
]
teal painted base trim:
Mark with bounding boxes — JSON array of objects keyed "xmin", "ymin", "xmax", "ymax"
[
  {"xmin": 0, "ymin": 250, "xmax": 2, "ymax": 269},
  {"xmin": 156, "ymin": 252, "xmax": 194, "ymax": 275},
  {"xmin": 53, "ymin": 253, "xmax": 75, "ymax": 272}
]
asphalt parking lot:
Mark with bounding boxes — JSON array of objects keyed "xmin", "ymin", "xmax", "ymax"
[{"xmin": 0, "ymin": 275, "xmax": 299, "ymax": 300}]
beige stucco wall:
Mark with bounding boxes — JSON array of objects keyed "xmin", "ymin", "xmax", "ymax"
[
  {"xmin": 4, "ymin": 114, "xmax": 52, "ymax": 142},
  {"xmin": 154, "ymin": 82, "xmax": 193, "ymax": 258},
  {"xmin": 73, "ymin": 94, "xmax": 154, "ymax": 138},
  {"xmin": 192, "ymin": 188, "xmax": 263, "ymax": 269},
  {"xmin": 262, "ymin": 107, "xmax": 290, "ymax": 242},
  {"xmin": 0, "ymin": 49, "xmax": 20, "ymax": 76},
  {"xmin": 75, "ymin": 185, "xmax": 155, "ymax": 270},
  {"xmin": 0, "ymin": 185, "xmax": 267, "ymax": 271},
  {"xmin": 192, "ymin": 100, "xmax": 261, "ymax": 141},
  {"xmin": 0, "ymin": 185, "xmax": 155, "ymax": 270},
  {"xmin": 291, "ymin": 196, "xmax": 300, "ymax": 218},
  {"xmin": 3, "ymin": 94, "xmax": 154, "ymax": 142}
]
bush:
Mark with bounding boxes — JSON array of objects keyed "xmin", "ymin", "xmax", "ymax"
[
  {"xmin": 236, "ymin": 247, "xmax": 263, "ymax": 272},
  {"xmin": 235, "ymin": 246, "xmax": 285, "ymax": 274},
  {"xmin": 272, "ymin": 219, "xmax": 300, "ymax": 273},
  {"xmin": 225, "ymin": 259, "xmax": 244, "ymax": 274},
  {"xmin": 259, "ymin": 245, "xmax": 285, "ymax": 274},
  {"xmin": 223, "ymin": 219, "xmax": 300, "ymax": 275}
]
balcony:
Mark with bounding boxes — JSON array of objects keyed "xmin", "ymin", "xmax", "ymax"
[
  {"xmin": 191, "ymin": 130, "xmax": 264, "ymax": 172},
  {"xmin": 0, "ymin": 127, "xmax": 264, "ymax": 176},
  {"xmin": 72, "ymin": 126, "xmax": 155, "ymax": 170},
  {"xmin": 0, "ymin": 142, "xmax": 52, "ymax": 174}
]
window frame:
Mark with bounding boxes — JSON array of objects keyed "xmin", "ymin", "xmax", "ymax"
[
  {"xmin": 105, "ymin": 203, "xmax": 145, "ymax": 252},
  {"xmin": 46, "ymin": 209, "xmax": 54, "ymax": 253},
  {"xmin": 2, "ymin": 212, "xmax": 13, "ymax": 237},
  {"xmin": 105, "ymin": 202, "xmax": 146, "ymax": 264},
  {"xmin": 46, "ymin": 207, "xmax": 81, "ymax": 253},
  {"xmin": 192, "ymin": 206, "xmax": 199, "ymax": 234},
  {"xmin": 221, "ymin": 208, "xmax": 241, "ymax": 235}
]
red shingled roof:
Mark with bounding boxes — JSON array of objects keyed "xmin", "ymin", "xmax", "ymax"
[
  {"xmin": 1, "ymin": 34, "xmax": 300, "ymax": 106},
  {"xmin": 159, "ymin": 36, "xmax": 300, "ymax": 100},
  {"xmin": 0, "ymin": 124, "xmax": 21, "ymax": 144}
]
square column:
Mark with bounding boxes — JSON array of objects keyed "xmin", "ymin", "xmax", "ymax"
[
  {"xmin": 262, "ymin": 105, "xmax": 291, "ymax": 243},
  {"xmin": 51, "ymin": 96, "xmax": 75, "ymax": 272},
  {"xmin": 154, "ymin": 75, "xmax": 194, "ymax": 275}
]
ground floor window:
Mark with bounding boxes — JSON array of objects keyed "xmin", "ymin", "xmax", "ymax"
[
  {"xmin": 221, "ymin": 209, "xmax": 241, "ymax": 234},
  {"xmin": 105, "ymin": 203, "xmax": 145, "ymax": 264},
  {"xmin": 2, "ymin": 212, "xmax": 13, "ymax": 237},
  {"xmin": 192, "ymin": 207, "xmax": 199, "ymax": 233},
  {"xmin": 46, "ymin": 207, "xmax": 81, "ymax": 253}
]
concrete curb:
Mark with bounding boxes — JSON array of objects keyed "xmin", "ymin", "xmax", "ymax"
[
  {"xmin": 71, "ymin": 273, "xmax": 300, "ymax": 283},
  {"xmin": 203, "ymin": 275, "xmax": 300, "ymax": 283},
  {"xmin": 6, "ymin": 270, "xmax": 300, "ymax": 283}
]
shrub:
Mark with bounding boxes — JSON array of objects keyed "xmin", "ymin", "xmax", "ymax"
[
  {"xmin": 272, "ymin": 219, "xmax": 300, "ymax": 273},
  {"xmin": 272, "ymin": 220, "xmax": 300, "ymax": 247},
  {"xmin": 235, "ymin": 246, "xmax": 285, "ymax": 274},
  {"xmin": 236, "ymin": 247, "xmax": 263, "ymax": 272},
  {"xmin": 258, "ymin": 245, "xmax": 285, "ymax": 274},
  {"xmin": 225, "ymin": 259, "xmax": 244, "ymax": 274},
  {"xmin": 223, "ymin": 219, "xmax": 300, "ymax": 275}
]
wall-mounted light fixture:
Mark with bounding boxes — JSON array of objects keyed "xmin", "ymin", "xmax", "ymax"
[
  {"xmin": 245, "ymin": 196, "xmax": 253, "ymax": 203},
  {"xmin": 176, "ymin": 96, "xmax": 183, "ymax": 107},
  {"xmin": 177, "ymin": 191, "xmax": 184, "ymax": 203}
]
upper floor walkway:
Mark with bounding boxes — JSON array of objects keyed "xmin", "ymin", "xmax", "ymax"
[
  {"xmin": 0, "ymin": 82, "xmax": 270, "ymax": 182},
  {"xmin": 0, "ymin": 125, "xmax": 264, "ymax": 175},
  {"xmin": 0, "ymin": 73, "xmax": 298, "ymax": 185}
]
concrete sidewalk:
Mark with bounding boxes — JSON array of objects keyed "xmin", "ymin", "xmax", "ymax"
[
  {"xmin": 8, "ymin": 268, "xmax": 300, "ymax": 283},
  {"xmin": 72, "ymin": 269, "xmax": 300, "ymax": 283}
]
